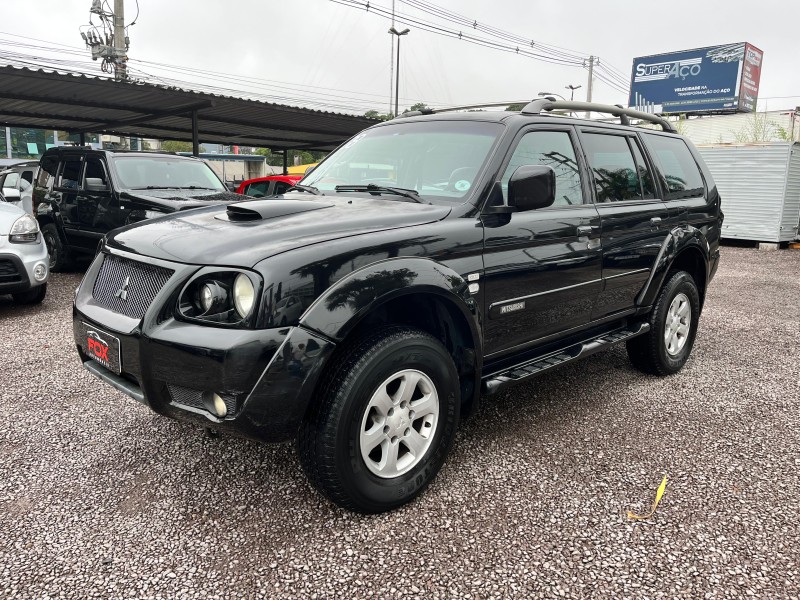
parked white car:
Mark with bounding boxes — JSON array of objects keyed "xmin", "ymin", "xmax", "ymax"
[
  {"xmin": 0, "ymin": 193, "xmax": 48, "ymax": 304},
  {"xmin": 0, "ymin": 160, "xmax": 38, "ymax": 215}
]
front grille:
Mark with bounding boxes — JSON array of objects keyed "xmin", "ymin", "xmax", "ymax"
[
  {"xmin": 0, "ymin": 259, "xmax": 22, "ymax": 284},
  {"xmin": 167, "ymin": 384, "xmax": 237, "ymax": 416},
  {"xmin": 92, "ymin": 254, "xmax": 174, "ymax": 319}
]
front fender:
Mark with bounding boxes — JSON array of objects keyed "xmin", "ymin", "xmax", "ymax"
[
  {"xmin": 299, "ymin": 256, "xmax": 481, "ymax": 346},
  {"xmin": 636, "ymin": 225, "xmax": 710, "ymax": 308}
]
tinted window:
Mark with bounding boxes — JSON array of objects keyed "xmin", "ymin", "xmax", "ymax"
[
  {"xmin": 643, "ymin": 134, "xmax": 705, "ymax": 200},
  {"xmin": 274, "ymin": 181, "xmax": 292, "ymax": 195},
  {"xmin": 244, "ymin": 182, "xmax": 270, "ymax": 197},
  {"xmin": 83, "ymin": 158, "xmax": 109, "ymax": 191},
  {"xmin": 20, "ymin": 170, "xmax": 34, "ymax": 185},
  {"xmin": 501, "ymin": 130, "xmax": 583, "ymax": 206},
  {"xmin": 581, "ymin": 133, "xmax": 646, "ymax": 203},
  {"xmin": 58, "ymin": 157, "xmax": 82, "ymax": 189},
  {"xmin": 629, "ymin": 139, "xmax": 655, "ymax": 199}
]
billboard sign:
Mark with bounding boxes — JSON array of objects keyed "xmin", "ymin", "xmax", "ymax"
[{"xmin": 629, "ymin": 43, "xmax": 763, "ymax": 113}]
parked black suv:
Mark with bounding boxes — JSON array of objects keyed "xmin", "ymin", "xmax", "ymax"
[
  {"xmin": 73, "ymin": 100, "xmax": 722, "ymax": 513},
  {"xmin": 34, "ymin": 147, "xmax": 245, "ymax": 270}
]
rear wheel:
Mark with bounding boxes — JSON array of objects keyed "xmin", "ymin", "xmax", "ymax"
[
  {"xmin": 627, "ymin": 270, "xmax": 700, "ymax": 375},
  {"xmin": 297, "ymin": 326, "xmax": 460, "ymax": 513},
  {"xmin": 12, "ymin": 283, "xmax": 47, "ymax": 305},
  {"xmin": 42, "ymin": 224, "xmax": 71, "ymax": 272}
]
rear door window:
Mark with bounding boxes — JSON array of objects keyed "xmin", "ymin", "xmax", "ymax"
[
  {"xmin": 57, "ymin": 157, "xmax": 83, "ymax": 189},
  {"xmin": 580, "ymin": 132, "xmax": 652, "ymax": 203},
  {"xmin": 642, "ymin": 134, "xmax": 705, "ymax": 200}
]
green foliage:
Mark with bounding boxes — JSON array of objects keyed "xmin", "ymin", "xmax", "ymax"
[
  {"xmin": 161, "ymin": 140, "xmax": 205, "ymax": 153},
  {"xmin": 404, "ymin": 102, "xmax": 430, "ymax": 113},
  {"xmin": 364, "ymin": 110, "xmax": 392, "ymax": 121},
  {"xmin": 505, "ymin": 103, "xmax": 526, "ymax": 111},
  {"xmin": 253, "ymin": 147, "xmax": 272, "ymax": 157},
  {"xmin": 733, "ymin": 110, "xmax": 781, "ymax": 143}
]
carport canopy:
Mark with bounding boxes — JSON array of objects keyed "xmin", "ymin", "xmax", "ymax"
[{"xmin": 0, "ymin": 66, "xmax": 377, "ymax": 159}]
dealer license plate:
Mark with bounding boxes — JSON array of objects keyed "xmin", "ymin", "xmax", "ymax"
[{"xmin": 79, "ymin": 322, "xmax": 122, "ymax": 375}]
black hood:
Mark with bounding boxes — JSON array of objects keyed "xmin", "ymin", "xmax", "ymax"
[{"xmin": 106, "ymin": 194, "xmax": 452, "ymax": 266}]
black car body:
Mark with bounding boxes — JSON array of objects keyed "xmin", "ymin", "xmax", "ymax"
[
  {"xmin": 33, "ymin": 147, "xmax": 245, "ymax": 270},
  {"xmin": 73, "ymin": 100, "xmax": 722, "ymax": 513}
]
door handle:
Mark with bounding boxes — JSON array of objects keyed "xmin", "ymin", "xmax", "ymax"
[
  {"xmin": 650, "ymin": 217, "xmax": 662, "ymax": 227},
  {"xmin": 576, "ymin": 225, "xmax": 596, "ymax": 236}
]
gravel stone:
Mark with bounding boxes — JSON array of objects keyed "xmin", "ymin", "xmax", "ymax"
[{"xmin": 0, "ymin": 246, "xmax": 799, "ymax": 598}]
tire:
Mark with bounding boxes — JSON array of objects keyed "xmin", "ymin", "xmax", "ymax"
[
  {"xmin": 12, "ymin": 283, "xmax": 47, "ymax": 305},
  {"xmin": 626, "ymin": 270, "xmax": 700, "ymax": 375},
  {"xmin": 297, "ymin": 326, "xmax": 460, "ymax": 513},
  {"xmin": 42, "ymin": 223, "xmax": 71, "ymax": 272}
]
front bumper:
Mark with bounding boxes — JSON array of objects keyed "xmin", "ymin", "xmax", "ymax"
[
  {"xmin": 74, "ymin": 250, "xmax": 335, "ymax": 443},
  {"xmin": 0, "ymin": 234, "xmax": 49, "ymax": 294}
]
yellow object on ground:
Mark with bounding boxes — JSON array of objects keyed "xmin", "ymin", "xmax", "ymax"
[{"xmin": 628, "ymin": 475, "xmax": 668, "ymax": 520}]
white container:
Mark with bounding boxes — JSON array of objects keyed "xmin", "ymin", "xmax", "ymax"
[{"xmin": 697, "ymin": 142, "xmax": 800, "ymax": 242}]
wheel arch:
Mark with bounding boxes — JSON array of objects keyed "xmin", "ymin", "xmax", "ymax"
[
  {"xmin": 637, "ymin": 225, "xmax": 710, "ymax": 310},
  {"xmin": 299, "ymin": 257, "xmax": 483, "ymax": 419}
]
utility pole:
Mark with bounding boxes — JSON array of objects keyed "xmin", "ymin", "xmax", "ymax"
[
  {"xmin": 113, "ymin": 0, "xmax": 127, "ymax": 81},
  {"xmin": 388, "ymin": 0, "xmax": 395, "ymax": 117},
  {"xmin": 585, "ymin": 56, "xmax": 598, "ymax": 117}
]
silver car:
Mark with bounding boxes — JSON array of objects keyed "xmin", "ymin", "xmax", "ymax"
[
  {"xmin": 0, "ymin": 193, "xmax": 49, "ymax": 304},
  {"xmin": 0, "ymin": 160, "xmax": 38, "ymax": 215}
]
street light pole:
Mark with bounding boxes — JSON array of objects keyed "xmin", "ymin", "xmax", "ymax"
[
  {"xmin": 388, "ymin": 27, "xmax": 410, "ymax": 117},
  {"xmin": 538, "ymin": 91, "xmax": 566, "ymax": 101},
  {"xmin": 566, "ymin": 84, "xmax": 582, "ymax": 101}
]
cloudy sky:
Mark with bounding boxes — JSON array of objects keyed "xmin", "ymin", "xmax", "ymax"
[{"xmin": 2, "ymin": 0, "xmax": 798, "ymax": 115}]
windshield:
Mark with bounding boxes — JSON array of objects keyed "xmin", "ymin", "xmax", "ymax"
[
  {"xmin": 112, "ymin": 156, "xmax": 225, "ymax": 191},
  {"xmin": 302, "ymin": 120, "xmax": 503, "ymax": 202}
]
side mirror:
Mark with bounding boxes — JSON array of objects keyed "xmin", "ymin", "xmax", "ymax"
[
  {"xmin": 2, "ymin": 188, "xmax": 21, "ymax": 201},
  {"xmin": 508, "ymin": 165, "xmax": 555, "ymax": 211},
  {"xmin": 84, "ymin": 178, "xmax": 109, "ymax": 193}
]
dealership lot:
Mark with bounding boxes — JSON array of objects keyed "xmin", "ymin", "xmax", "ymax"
[{"xmin": 1, "ymin": 246, "xmax": 798, "ymax": 598}]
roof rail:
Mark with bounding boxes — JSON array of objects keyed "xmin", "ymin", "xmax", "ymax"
[
  {"xmin": 395, "ymin": 101, "xmax": 533, "ymax": 119},
  {"xmin": 521, "ymin": 99, "xmax": 676, "ymax": 133}
]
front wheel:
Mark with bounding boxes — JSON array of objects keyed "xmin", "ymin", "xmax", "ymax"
[
  {"xmin": 42, "ymin": 223, "xmax": 71, "ymax": 272},
  {"xmin": 627, "ymin": 270, "xmax": 700, "ymax": 375},
  {"xmin": 297, "ymin": 326, "xmax": 460, "ymax": 513}
]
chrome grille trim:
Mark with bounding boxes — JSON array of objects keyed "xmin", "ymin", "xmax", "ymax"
[{"xmin": 92, "ymin": 253, "xmax": 174, "ymax": 319}]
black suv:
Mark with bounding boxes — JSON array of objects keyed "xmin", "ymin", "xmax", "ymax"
[
  {"xmin": 34, "ymin": 147, "xmax": 245, "ymax": 270},
  {"xmin": 73, "ymin": 100, "xmax": 722, "ymax": 513}
]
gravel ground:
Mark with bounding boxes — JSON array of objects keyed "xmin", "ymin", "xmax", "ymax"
[{"xmin": 1, "ymin": 246, "xmax": 799, "ymax": 599}]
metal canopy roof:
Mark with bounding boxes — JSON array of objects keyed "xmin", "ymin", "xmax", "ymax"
[{"xmin": 0, "ymin": 66, "xmax": 377, "ymax": 151}]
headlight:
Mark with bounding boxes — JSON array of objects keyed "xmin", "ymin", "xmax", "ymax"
[
  {"xmin": 233, "ymin": 273, "xmax": 255, "ymax": 318},
  {"xmin": 9, "ymin": 214, "xmax": 39, "ymax": 243},
  {"xmin": 178, "ymin": 270, "xmax": 260, "ymax": 327}
]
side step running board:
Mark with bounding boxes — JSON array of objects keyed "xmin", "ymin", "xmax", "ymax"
[{"xmin": 481, "ymin": 323, "xmax": 650, "ymax": 395}]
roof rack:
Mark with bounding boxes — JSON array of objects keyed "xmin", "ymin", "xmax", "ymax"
[
  {"xmin": 521, "ymin": 99, "xmax": 676, "ymax": 133},
  {"xmin": 395, "ymin": 101, "xmax": 532, "ymax": 118}
]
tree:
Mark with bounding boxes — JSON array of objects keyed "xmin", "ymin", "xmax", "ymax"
[
  {"xmin": 505, "ymin": 103, "xmax": 525, "ymax": 111},
  {"xmin": 403, "ymin": 102, "xmax": 430, "ymax": 114},
  {"xmin": 364, "ymin": 110, "xmax": 392, "ymax": 121},
  {"xmin": 161, "ymin": 140, "xmax": 205, "ymax": 153}
]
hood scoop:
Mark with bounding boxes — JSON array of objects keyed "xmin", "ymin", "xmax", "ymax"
[{"xmin": 221, "ymin": 199, "xmax": 333, "ymax": 222}]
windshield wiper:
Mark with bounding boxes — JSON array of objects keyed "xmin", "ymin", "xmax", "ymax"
[
  {"xmin": 288, "ymin": 183, "xmax": 320, "ymax": 195},
  {"xmin": 175, "ymin": 186, "xmax": 218, "ymax": 190},
  {"xmin": 334, "ymin": 183, "xmax": 426, "ymax": 203},
  {"xmin": 129, "ymin": 186, "xmax": 180, "ymax": 190}
]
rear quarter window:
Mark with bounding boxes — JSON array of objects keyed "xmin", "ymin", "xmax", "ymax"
[{"xmin": 642, "ymin": 134, "xmax": 705, "ymax": 200}]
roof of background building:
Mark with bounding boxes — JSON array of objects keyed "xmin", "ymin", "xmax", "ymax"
[{"xmin": 0, "ymin": 66, "xmax": 377, "ymax": 151}]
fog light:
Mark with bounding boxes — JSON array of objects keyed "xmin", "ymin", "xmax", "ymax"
[
  {"xmin": 33, "ymin": 262, "xmax": 47, "ymax": 282},
  {"xmin": 202, "ymin": 391, "xmax": 228, "ymax": 418}
]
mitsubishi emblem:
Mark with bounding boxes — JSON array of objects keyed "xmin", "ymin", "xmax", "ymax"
[{"xmin": 115, "ymin": 276, "xmax": 131, "ymax": 301}]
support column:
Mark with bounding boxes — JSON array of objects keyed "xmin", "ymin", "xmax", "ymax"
[
  {"xmin": 191, "ymin": 110, "xmax": 199, "ymax": 157},
  {"xmin": 282, "ymin": 149, "xmax": 288, "ymax": 175},
  {"xmin": 79, "ymin": 132, "xmax": 86, "ymax": 146},
  {"xmin": 5, "ymin": 127, "xmax": 11, "ymax": 158}
]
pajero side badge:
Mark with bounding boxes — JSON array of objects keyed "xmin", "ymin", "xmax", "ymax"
[{"xmin": 500, "ymin": 301, "xmax": 525, "ymax": 314}]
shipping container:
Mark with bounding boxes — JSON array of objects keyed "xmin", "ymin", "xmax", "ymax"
[{"xmin": 697, "ymin": 142, "xmax": 800, "ymax": 242}]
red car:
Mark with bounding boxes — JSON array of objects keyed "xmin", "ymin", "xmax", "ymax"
[{"xmin": 235, "ymin": 174, "xmax": 301, "ymax": 198}]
